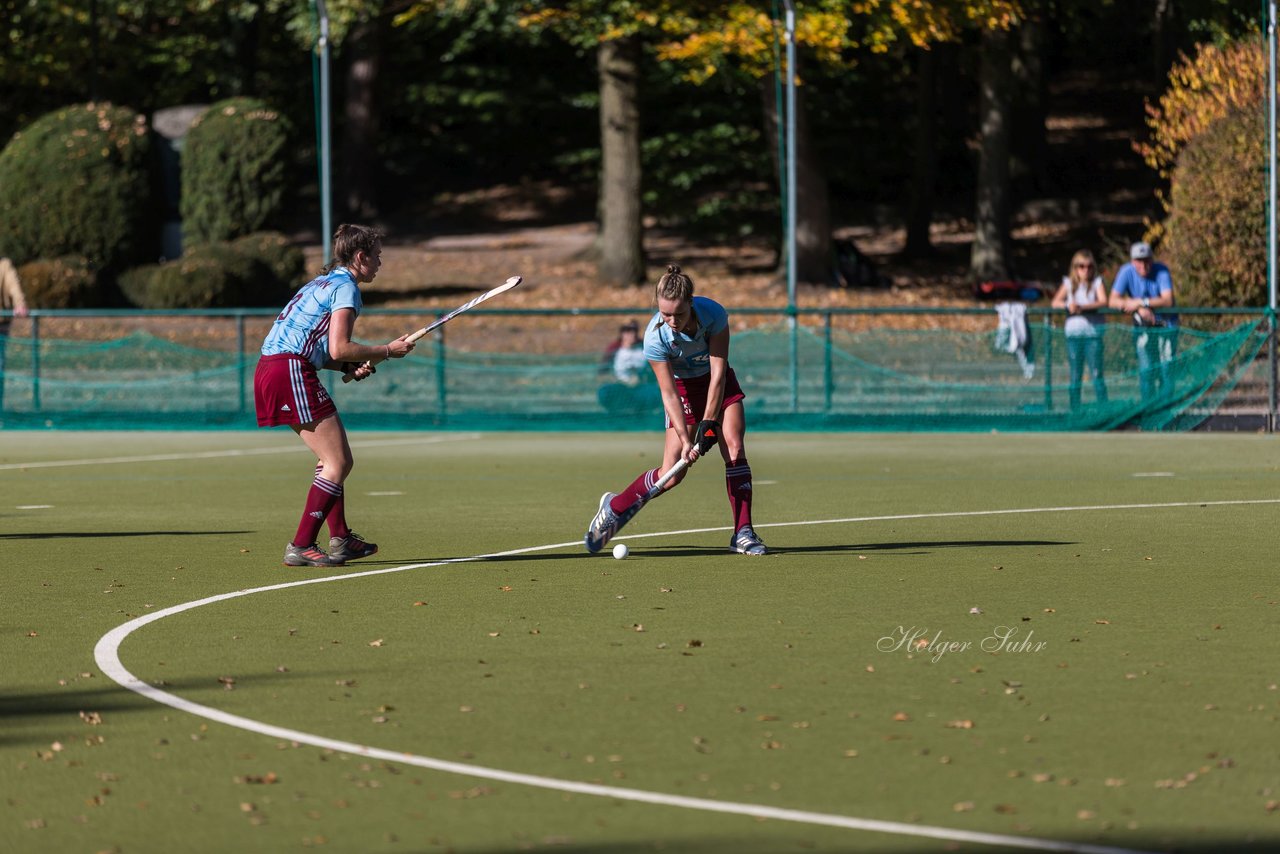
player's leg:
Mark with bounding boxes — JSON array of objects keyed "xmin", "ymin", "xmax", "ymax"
[
  {"xmin": 585, "ymin": 405, "xmax": 693, "ymax": 552},
  {"xmin": 293, "ymin": 416, "xmax": 378, "ymax": 563},
  {"xmin": 285, "ymin": 415, "xmax": 353, "ymax": 565},
  {"xmin": 720, "ymin": 400, "xmax": 766, "ymax": 555}
]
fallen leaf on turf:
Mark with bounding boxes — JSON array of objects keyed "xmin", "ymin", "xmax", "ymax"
[
  {"xmin": 1095, "ymin": 619, "xmax": 1110, "ymax": 625},
  {"xmin": 1077, "ymin": 809, "xmax": 1096, "ymax": 820},
  {"xmin": 79, "ymin": 711, "xmax": 102, "ymax": 725},
  {"xmin": 953, "ymin": 801, "xmax": 975, "ymax": 812},
  {"xmin": 1105, "ymin": 778, "xmax": 1126, "ymax": 787},
  {"xmin": 218, "ymin": 677, "xmax": 236, "ymax": 690},
  {"xmin": 946, "ymin": 720, "xmax": 974, "ymax": 729},
  {"xmin": 687, "ymin": 639, "xmax": 702, "ymax": 648},
  {"xmin": 892, "ymin": 712, "xmax": 911, "ymax": 722},
  {"xmin": 487, "ymin": 632, "xmax": 500, "ymax": 637},
  {"xmin": 413, "ymin": 601, "xmax": 427, "ymax": 607},
  {"xmin": 499, "ymin": 586, "xmax": 512, "ymax": 592},
  {"xmin": 368, "ymin": 639, "xmax": 384, "ymax": 647},
  {"xmin": 994, "ymin": 803, "xmax": 1018, "ymax": 814}
]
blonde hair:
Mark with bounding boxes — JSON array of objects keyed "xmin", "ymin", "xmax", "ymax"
[
  {"xmin": 323, "ymin": 223, "xmax": 383, "ymax": 273},
  {"xmin": 1067, "ymin": 249, "xmax": 1097, "ymax": 287},
  {"xmin": 655, "ymin": 264, "xmax": 695, "ymax": 304}
]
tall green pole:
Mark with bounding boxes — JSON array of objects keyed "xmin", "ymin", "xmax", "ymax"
[
  {"xmin": 783, "ymin": 0, "xmax": 798, "ymax": 412},
  {"xmin": 314, "ymin": 0, "xmax": 333, "ymax": 262}
]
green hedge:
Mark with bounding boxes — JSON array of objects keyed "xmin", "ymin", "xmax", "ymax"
[
  {"xmin": 118, "ymin": 231, "xmax": 304, "ymax": 309},
  {"xmin": 1161, "ymin": 106, "xmax": 1265, "ymax": 309},
  {"xmin": 181, "ymin": 98, "xmax": 289, "ymax": 244},
  {"xmin": 16, "ymin": 256, "xmax": 100, "ymax": 308},
  {"xmin": 0, "ymin": 103, "xmax": 154, "ymax": 271}
]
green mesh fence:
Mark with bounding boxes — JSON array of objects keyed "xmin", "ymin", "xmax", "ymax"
[{"xmin": 0, "ymin": 309, "xmax": 1269, "ymax": 431}]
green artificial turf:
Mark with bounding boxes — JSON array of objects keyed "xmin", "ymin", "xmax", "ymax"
[{"xmin": 2, "ymin": 431, "xmax": 1279, "ymax": 853}]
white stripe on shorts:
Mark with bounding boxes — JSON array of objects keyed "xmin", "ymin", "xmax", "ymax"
[{"xmin": 288, "ymin": 359, "xmax": 312, "ymax": 423}]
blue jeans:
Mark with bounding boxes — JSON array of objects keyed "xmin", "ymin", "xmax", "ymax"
[
  {"xmin": 1134, "ymin": 326, "xmax": 1179, "ymax": 401},
  {"xmin": 1065, "ymin": 334, "xmax": 1106, "ymax": 408}
]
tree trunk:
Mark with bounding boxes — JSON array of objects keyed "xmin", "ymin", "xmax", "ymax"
[
  {"xmin": 905, "ymin": 45, "xmax": 940, "ymax": 258},
  {"xmin": 341, "ymin": 14, "xmax": 382, "ymax": 220},
  {"xmin": 596, "ymin": 35, "xmax": 645, "ymax": 287},
  {"xmin": 1011, "ymin": 7, "xmax": 1048, "ymax": 193},
  {"xmin": 969, "ymin": 26, "xmax": 1015, "ymax": 282},
  {"xmin": 759, "ymin": 67, "xmax": 831, "ymax": 286}
]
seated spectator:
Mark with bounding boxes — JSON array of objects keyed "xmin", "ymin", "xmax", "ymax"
[{"xmin": 598, "ymin": 320, "xmax": 659, "ymax": 413}]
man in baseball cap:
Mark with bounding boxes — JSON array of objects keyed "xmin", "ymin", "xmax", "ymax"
[{"xmin": 1109, "ymin": 240, "xmax": 1178, "ymax": 400}]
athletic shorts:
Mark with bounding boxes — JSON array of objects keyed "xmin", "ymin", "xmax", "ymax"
[
  {"xmin": 254, "ymin": 353, "xmax": 337, "ymax": 427},
  {"xmin": 669, "ymin": 367, "xmax": 746, "ymax": 428}
]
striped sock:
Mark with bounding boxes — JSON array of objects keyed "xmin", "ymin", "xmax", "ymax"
[
  {"xmin": 610, "ymin": 468, "xmax": 662, "ymax": 513},
  {"xmin": 293, "ymin": 474, "xmax": 343, "ymax": 547},
  {"xmin": 725, "ymin": 457, "xmax": 753, "ymax": 530},
  {"xmin": 315, "ymin": 464, "xmax": 350, "ymax": 540}
]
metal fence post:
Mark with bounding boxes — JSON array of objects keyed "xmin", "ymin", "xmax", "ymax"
[
  {"xmin": 1042, "ymin": 311, "xmax": 1054, "ymax": 412},
  {"xmin": 237, "ymin": 313, "xmax": 247, "ymax": 415},
  {"xmin": 31, "ymin": 314, "xmax": 40, "ymax": 412},
  {"xmin": 436, "ymin": 326, "xmax": 447, "ymax": 424},
  {"xmin": 824, "ymin": 312, "xmax": 833, "ymax": 411}
]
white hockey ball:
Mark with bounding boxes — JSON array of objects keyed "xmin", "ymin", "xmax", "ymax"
[{"xmin": 612, "ymin": 543, "xmax": 629, "ymax": 560}]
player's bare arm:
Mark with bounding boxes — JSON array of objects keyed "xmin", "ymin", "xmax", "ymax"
[{"xmin": 326, "ymin": 308, "xmax": 413, "ymax": 378}]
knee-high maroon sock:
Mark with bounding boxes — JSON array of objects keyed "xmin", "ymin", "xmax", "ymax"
[
  {"xmin": 315, "ymin": 464, "xmax": 350, "ymax": 540},
  {"xmin": 609, "ymin": 468, "xmax": 661, "ymax": 513},
  {"xmin": 292, "ymin": 474, "xmax": 343, "ymax": 547},
  {"xmin": 725, "ymin": 457, "xmax": 753, "ymax": 530}
]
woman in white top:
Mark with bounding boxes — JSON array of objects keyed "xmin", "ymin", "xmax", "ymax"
[{"xmin": 1051, "ymin": 249, "xmax": 1109, "ymax": 408}]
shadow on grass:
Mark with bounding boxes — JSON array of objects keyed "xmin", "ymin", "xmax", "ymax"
[
  {"xmin": 338, "ymin": 540, "xmax": 1074, "ymax": 566},
  {"xmin": 462, "ymin": 841, "xmax": 1280, "ymax": 854},
  {"xmin": 0, "ymin": 681, "xmax": 182, "ymax": 746},
  {"xmin": 0, "ymin": 671, "xmax": 327, "ymax": 746},
  {"xmin": 0, "ymin": 530, "xmax": 253, "ymax": 540}
]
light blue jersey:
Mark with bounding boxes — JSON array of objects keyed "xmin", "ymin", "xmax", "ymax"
[
  {"xmin": 1112, "ymin": 261, "xmax": 1178, "ymax": 326},
  {"xmin": 261, "ymin": 268, "xmax": 362, "ymax": 368},
  {"xmin": 643, "ymin": 296, "xmax": 729, "ymax": 379}
]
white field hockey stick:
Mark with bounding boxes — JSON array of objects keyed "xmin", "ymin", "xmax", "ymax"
[
  {"xmin": 342, "ymin": 275, "xmax": 522, "ymax": 383},
  {"xmin": 610, "ymin": 457, "xmax": 690, "ymax": 535},
  {"xmin": 608, "ymin": 420, "xmax": 718, "ymax": 538}
]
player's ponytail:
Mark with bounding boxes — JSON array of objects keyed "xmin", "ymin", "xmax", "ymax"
[{"xmin": 323, "ymin": 224, "xmax": 384, "ymax": 273}]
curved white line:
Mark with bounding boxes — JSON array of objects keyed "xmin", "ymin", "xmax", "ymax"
[{"xmin": 96, "ymin": 499, "xmax": 1262, "ymax": 853}]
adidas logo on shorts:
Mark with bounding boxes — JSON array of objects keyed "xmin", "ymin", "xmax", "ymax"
[{"xmin": 280, "ymin": 404, "xmax": 292, "ymax": 412}]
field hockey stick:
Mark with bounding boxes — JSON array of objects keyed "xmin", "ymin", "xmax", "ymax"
[
  {"xmin": 611, "ymin": 457, "xmax": 690, "ymax": 535},
  {"xmin": 342, "ymin": 274, "xmax": 522, "ymax": 383}
]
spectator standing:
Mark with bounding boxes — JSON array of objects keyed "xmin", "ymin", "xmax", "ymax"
[
  {"xmin": 1051, "ymin": 249, "xmax": 1108, "ymax": 408},
  {"xmin": 1109, "ymin": 241, "xmax": 1179, "ymax": 401},
  {"xmin": 0, "ymin": 257, "xmax": 30, "ymax": 415}
]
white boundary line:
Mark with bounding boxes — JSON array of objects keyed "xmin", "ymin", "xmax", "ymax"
[
  {"xmin": 93, "ymin": 498, "xmax": 1273, "ymax": 853},
  {"xmin": 0, "ymin": 434, "xmax": 477, "ymax": 471}
]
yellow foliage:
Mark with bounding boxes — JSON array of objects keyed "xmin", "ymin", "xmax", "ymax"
[{"xmin": 1138, "ymin": 38, "xmax": 1266, "ymax": 179}]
